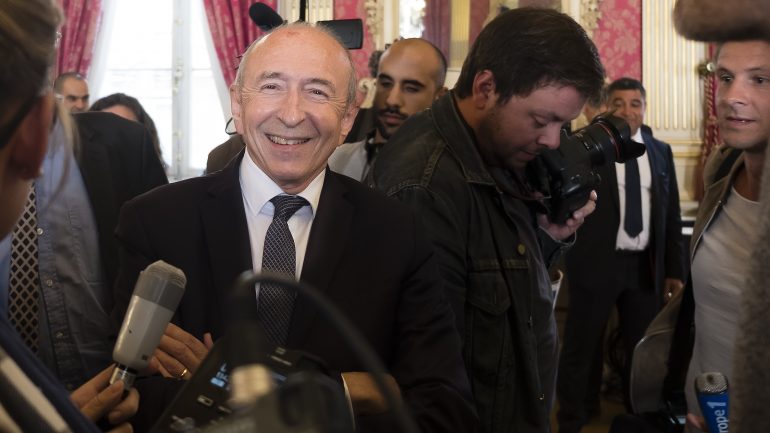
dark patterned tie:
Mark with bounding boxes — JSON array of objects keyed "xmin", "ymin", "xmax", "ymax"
[
  {"xmin": 9, "ymin": 184, "xmax": 40, "ymax": 352},
  {"xmin": 624, "ymin": 157, "xmax": 643, "ymax": 238},
  {"xmin": 258, "ymin": 195, "xmax": 308, "ymax": 345}
]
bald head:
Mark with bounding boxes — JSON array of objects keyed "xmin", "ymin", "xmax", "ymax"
[
  {"xmin": 373, "ymin": 38, "xmax": 448, "ymax": 141},
  {"xmin": 382, "ymin": 38, "xmax": 447, "ymax": 88}
]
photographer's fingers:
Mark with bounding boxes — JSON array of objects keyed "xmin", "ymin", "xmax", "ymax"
[
  {"xmin": 71, "ymin": 365, "xmax": 114, "ymax": 410},
  {"xmin": 107, "ymin": 387, "xmax": 139, "ymax": 426},
  {"xmin": 78, "ymin": 380, "xmax": 125, "ymax": 422},
  {"xmin": 107, "ymin": 423, "xmax": 134, "ymax": 433}
]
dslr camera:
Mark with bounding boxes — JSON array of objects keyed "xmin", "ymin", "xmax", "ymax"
[{"xmin": 539, "ymin": 114, "xmax": 645, "ymax": 224}]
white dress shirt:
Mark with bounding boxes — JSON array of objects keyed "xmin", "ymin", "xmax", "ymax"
[
  {"xmin": 615, "ymin": 128, "xmax": 651, "ymax": 251},
  {"xmin": 239, "ymin": 153, "xmax": 323, "ymax": 297}
]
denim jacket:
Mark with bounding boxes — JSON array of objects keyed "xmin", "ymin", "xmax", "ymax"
[{"xmin": 370, "ymin": 92, "xmax": 566, "ymax": 433}]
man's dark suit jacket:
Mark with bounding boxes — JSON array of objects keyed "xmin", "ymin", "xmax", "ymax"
[
  {"xmin": 74, "ymin": 111, "xmax": 169, "ymax": 291},
  {"xmin": 566, "ymin": 126, "xmax": 685, "ymax": 295},
  {"xmin": 113, "ymin": 151, "xmax": 477, "ymax": 433}
]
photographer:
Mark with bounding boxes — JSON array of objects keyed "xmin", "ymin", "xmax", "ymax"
[
  {"xmin": 558, "ymin": 78, "xmax": 685, "ymax": 433},
  {"xmin": 369, "ymin": 8, "xmax": 604, "ymax": 433}
]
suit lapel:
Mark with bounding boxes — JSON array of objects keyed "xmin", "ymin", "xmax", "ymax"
[
  {"xmin": 642, "ymin": 131, "xmax": 664, "ymax": 238},
  {"xmin": 287, "ymin": 170, "xmax": 354, "ymax": 347},
  {"xmin": 200, "ymin": 151, "xmax": 253, "ymax": 335}
]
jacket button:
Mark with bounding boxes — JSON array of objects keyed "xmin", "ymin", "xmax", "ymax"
[
  {"xmin": 539, "ymin": 394, "xmax": 545, "ymax": 401},
  {"xmin": 517, "ymin": 244, "xmax": 526, "ymax": 255}
]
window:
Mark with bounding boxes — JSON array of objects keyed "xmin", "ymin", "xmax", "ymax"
[{"xmin": 93, "ymin": 0, "xmax": 229, "ymax": 180}]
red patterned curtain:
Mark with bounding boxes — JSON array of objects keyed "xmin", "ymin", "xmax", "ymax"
[
  {"xmin": 203, "ymin": 0, "xmax": 274, "ymax": 87},
  {"xmin": 422, "ymin": 0, "xmax": 450, "ymax": 62},
  {"xmin": 334, "ymin": 0, "xmax": 376, "ymax": 81},
  {"xmin": 592, "ymin": 0, "xmax": 642, "ymax": 80},
  {"xmin": 56, "ymin": 0, "xmax": 102, "ymax": 76}
]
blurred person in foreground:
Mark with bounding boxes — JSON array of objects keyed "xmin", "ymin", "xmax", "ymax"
[
  {"xmin": 681, "ymin": 39, "xmax": 770, "ymax": 433},
  {"xmin": 0, "ymin": 0, "xmax": 140, "ymax": 431},
  {"xmin": 671, "ymin": 1, "xmax": 770, "ymax": 432}
]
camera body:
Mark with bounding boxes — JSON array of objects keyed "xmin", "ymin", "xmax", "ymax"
[{"xmin": 539, "ymin": 114, "xmax": 644, "ymax": 224}]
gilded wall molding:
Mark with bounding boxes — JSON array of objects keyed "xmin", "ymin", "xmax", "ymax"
[
  {"xmin": 364, "ymin": 0, "xmax": 379, "ymax": 44},
  {"xmin": 643, "ymin": 0, "xmax": 709, "ymax": 205},
  {"xmin": 580, "ymin": 0, "xmax": 602, "ymax": 37}
]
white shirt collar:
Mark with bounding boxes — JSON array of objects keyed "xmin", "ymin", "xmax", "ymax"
[
  {"xmin": 631, "ymin": 128, "xmax": 643, "ymax": 143},
  {"xmin": 239, "ymin": 151, "xmax": 324, "ymax": 217}
]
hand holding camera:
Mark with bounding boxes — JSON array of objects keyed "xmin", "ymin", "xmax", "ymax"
[{"xmin": 539, "ymin": 113, "xmax": 645, "ymax": 225}]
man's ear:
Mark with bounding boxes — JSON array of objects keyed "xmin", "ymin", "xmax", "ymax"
[
  {"xmin": 470, "ymin": 70, "xmax": 498, "ymax": 110},
  {"xmin": 229, "ymin": 85, "xmax": 244, "ymax": 135},
  {"xmin": 9, "ymin": 93, "xmax": 53, "ymax": 180},
  {"xmin": 338, "ymin": 104, "xmax": 359, "ymax": 146},
  {"xmin": 434, "ymin": 86, "xmax": 448, "ymax": 99}
]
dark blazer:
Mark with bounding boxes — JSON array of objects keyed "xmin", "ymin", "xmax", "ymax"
[
  {"xmin": 74, "ymin": 111, "xmax": 168, "ymax": 291},
  {"xmin": 113, "ymin": 152, "xmax": 477, "ymax": 433},
  {"xmin": 566, "ymin": 126, "xmax": 685, "ymax": 295}
]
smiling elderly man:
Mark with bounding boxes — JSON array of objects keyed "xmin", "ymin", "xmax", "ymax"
[{"xmin": 113, "ymin": 23, "xmax": 477, "ymax": 433}]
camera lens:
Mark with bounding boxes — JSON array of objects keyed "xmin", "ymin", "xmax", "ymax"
[{"xmin": 577, "ymin": 114, "xmax": 645, "ymax": 164}]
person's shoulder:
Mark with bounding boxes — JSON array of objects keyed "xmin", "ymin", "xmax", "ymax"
[
  {"xmin": 128, "ymin": 171, "xmax": 223, "ymax": 210},
  {"xmin": 209, "ymin": 135, "xmax": 244, "ymax": 158},
  {"xmin": 641, "ymin": 125, "xmax": 672, "ymax": 150},
  {"xmin": 334, "ymin": 140, "xmax": 365, "ymax": 155},
  {"xmin": 703, "ymin": 145, "xmax": 742, "ymax": 183},
  {"xmin": 329, "ymin": 170, "xmax": 414, "ymax": 218},
  {"xmin": 328, "ymin": 140, "xmax": 365, "ymax": 165},
  {"xmin": 372, "ymin": 111, "xmax": 446, "ymax": 189}
]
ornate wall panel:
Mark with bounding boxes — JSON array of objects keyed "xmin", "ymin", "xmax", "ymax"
[{"xmin": 643, "ymin": 0, "xmax": 708, "ymax": 208}]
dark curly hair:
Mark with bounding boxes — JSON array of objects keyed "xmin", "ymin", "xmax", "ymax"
[{"xmin": 454, "ymin": 7, "xmax": 605, "ymax": 105}]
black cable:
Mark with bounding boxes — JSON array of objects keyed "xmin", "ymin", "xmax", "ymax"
[{"xmin": 233, "ymin": 271, "xmax": 420, "ymax": 433}]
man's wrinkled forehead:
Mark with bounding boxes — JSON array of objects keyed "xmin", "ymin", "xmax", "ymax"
[{"xmin": 244, "ymin": 27, "xmax": 345, "ymax": 77}]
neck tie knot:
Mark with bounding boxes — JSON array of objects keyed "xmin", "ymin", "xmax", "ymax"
[{"xmin": 270, "ymin": 195, "xmax": 308, "ymax": 221}]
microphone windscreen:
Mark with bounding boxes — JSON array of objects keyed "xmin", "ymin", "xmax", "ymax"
[
  {"xmin": 249, "ymin": 2, "xmax": 283, "ymax": 32},
  {"xmin": 695, "ymin": 372, "xmax": 729, "ymax": 433}
]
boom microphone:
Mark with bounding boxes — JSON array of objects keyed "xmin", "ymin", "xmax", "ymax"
[
  {"xmin": 695, "ymin": 372, "xmax": 729, "ymax": 433},
  {"xmin": 110, "ymin": 260, "xmax": 186, "ymax": 389},
  {"xmin": 249, "ymin": 2, "xmax": 284, "ymax": 32}
]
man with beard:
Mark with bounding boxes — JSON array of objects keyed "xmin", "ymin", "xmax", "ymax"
[
  {"xmin": 329, "ymin": 38, "xmax": 446, "ymax": 181},
  {"xmin": 370, "ymin": 8, "xmax": 603, "ymax": 433}
]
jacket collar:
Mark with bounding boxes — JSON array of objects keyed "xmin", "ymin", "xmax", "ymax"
[{"xmin": 430, "ymin": 92, "xmax": 496, "ymax": 186}]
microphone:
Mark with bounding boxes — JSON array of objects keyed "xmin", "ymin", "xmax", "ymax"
[
  {"xmin": 249, "ymin": 2, "xmax": 284, "ymax": 32},
  {"xmin": 110, "ymin": 260, "xmax": 186, "ymax": 390},
  {"xmin": 695, "ymin": 372, "xmax": 729, "ymax": 433}
]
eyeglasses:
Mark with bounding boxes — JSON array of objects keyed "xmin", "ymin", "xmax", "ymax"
[{"xmin": 0, "ymin": 95, "xmax": 41, "ymax": 151}]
